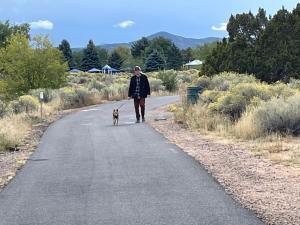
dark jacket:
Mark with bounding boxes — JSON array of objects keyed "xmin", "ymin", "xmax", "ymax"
[{"xmin": 128, "ymin": 74, "xmax": 150, "ymax": 98}]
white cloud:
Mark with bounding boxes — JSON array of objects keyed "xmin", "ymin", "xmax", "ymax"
[
  {"xmin": 211, "ymin": 22, "xmax": 227, "ymax": 31},
  {"xmin": 115, "ymin": 20, "xmax": 135, "ymax": 29},
  {"xmin": 30, "ymin": 20, "xmax": 54, "ymax": 30}
]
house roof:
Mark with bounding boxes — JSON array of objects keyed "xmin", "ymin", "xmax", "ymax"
[
  {"xmin": 185, "ymin": 60, "xmax": 203, "ymax": 66},
  {"xmin": 69, "ymin": 68, "xmax": 82, "ymax": 73},
  {"xmin": 102, "ymin": 65, "xmax": 112, "ymax": 70},
  {"xmin": 88, "ymin": 68, "xmax": 101, "ymax": 72}
]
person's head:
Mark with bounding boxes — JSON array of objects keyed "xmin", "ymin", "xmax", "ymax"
[{"xmin": 134, "ymin": 66, "xmax": 141, "ymax": 76}]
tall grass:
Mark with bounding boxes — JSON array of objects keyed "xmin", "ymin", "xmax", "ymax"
[
  {"xmin": 0, "ymin": 114, "xmax": 31, "ymax": 152},
  {"xmin": 175, "ymin": 72, "xmax": 300, "ymax": 140}
]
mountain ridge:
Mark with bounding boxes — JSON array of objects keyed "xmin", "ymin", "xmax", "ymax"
[{"xmin": 73, "ymin": 31, "xmax": 221, "ymax": 51}]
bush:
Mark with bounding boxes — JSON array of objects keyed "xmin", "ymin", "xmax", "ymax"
[
  {"xmin": 200, "ymin": 90, "xmax": 223, "ymax": 105},
  {"xmin": 68, "ymin": 76, "xmax": 89, "ymax": 84},
  {"xmin": 236, "ymin": 95, "xmax": 300, "ymax": 139},
  {"xmin": 269, "ymin": 82, "xmax": 298, "ymax": 98},
  {"xmin": 175, "ymin": 103, "xmax": 232, "ymax": 133},
  {"xmin": 207, "ymin": 83, "xmax": 272, "ymax": 118},
  {"xmin": 0, "ymin": 100, "xmax": 12, "ymax": 118},
  {"xmin": 87, "ymin": 80, "xmax": 106, "ymax": 91},
  {"xmin": 177, "ymin": 73, "xmax": 193, "ymax": 83},
  {"xmin": 148, "ymin": 78, "xmax": 165, "ymax": 92},
  {"xmin": 29, "ymin": 88, "xmax": 59, "ymax": 103},
  {"xmin": 0, "ymin": 114, "xmax": 30, "ymax": 152},
  {"xmin": 157, "ymin": 70, "xmax": 178, "ymax": 92},
  {"xmin": 208, "ymin": 93, "xmax": 247, "ymax": 118},
  {"xmin": 209, "ymin": 72, "xmax": 257, "ymax": 91},
  {"xmin": 195, "ymin": 76, "xmax": 211, "ymax": 89},
  {"xmin": 59, "ymin": 87, "xmax": 100, "ymax": 109},
  {"xmin": 101, "ymin": 83, "xmax": 128, "ymax": 101},
  {"xmin": 10, "ymin": 95, "xmax": 40, "ymax": 114},
  {"xmin": 288, "ymin": 78, "xmax": 300, "ymax": 89}
]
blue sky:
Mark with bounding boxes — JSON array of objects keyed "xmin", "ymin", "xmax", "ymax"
[{"xmin": 0, "ymin": 0, "xmax": 299, "ymax": 47}]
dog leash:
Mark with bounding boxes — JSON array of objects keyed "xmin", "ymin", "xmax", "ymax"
[{"xmin": 117, "ymin": 101, "xmax": 127, "ymax": 110}]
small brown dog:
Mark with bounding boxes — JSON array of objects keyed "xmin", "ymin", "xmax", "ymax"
[{"xmin": 113, "ymin": 109, "xmax": 119, "ymax": 126}]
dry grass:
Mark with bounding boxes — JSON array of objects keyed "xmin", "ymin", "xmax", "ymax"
[{"xmin": 0, "ymin": 114, "xmax": 31, "ymax": 152}]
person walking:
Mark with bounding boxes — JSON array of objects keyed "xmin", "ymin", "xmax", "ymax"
[{"xmin": 128, "ymin": 66, "xmax": 151, "ymax": 123}]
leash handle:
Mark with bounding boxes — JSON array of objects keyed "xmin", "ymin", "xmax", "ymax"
[{"xmin": 117, "ymin": 102, "xmax": 127, "ymax": 110}]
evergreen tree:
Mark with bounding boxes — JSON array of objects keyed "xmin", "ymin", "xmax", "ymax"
[
  {"xmin": 144, "ymin": 50, "xmax": 165, "ymax": 72},
  {"xmin": 96, "ymin": 47, "xmax": 108, "ymax": 67},
  {"xmin": 131, "ymin": 37, "xmax": 150, "ymax": 58},
  {"xmin": 81, "ymin": 40, "xmax": 100, "ymax": 71},
  {"xmin": 167, "ymin": 43, "xmax": 183, "ymax": 70},
  {"xmin": 255, "ymin": 6, "xmax": 299, "ymax": 82},
  {"xmin": 73, "ymin": 50, "xmax": 84, "ymax": 70},
  {"xmin": 58, "ymin": 39, "xmax": 74, "ymax": 69},
  {"xmin": 108, "ymin": 51, "xmax": 123, "ymax": 69},
  {"xmin": 181, "ymin": 47, "xmax": 194, "ymax": 63}
]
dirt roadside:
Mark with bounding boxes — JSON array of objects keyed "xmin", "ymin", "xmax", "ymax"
[{"xmin": 148, "ymin": 106, "xmax": 300, "ymax": 225}]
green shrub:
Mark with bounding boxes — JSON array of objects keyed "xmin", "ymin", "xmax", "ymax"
[
  {"xmin": 101, "ymin": 83, "xmax": 128, "ymax": 101},
  {"xmin": 87, "ymin": 80, "xmax": 106, "ymax": 91},
  {"xmin": 195, "ymin": 76, "xmax": 211, "ymax": 89},
  {"xmin": 68, "ymin": 75, "xmax": 89, "ymax": 84},
  {"xmin": 157, "ymin": 70, "xmax": 178, "ymax": 92},
  {"xmin": 148, "ymin": 78, "xmax": 165, "ymax": 92},
  {"xmin": 200, "ymin": 90, "xmax": 223, "ymax": 104},
  {"xmin": 59, "ymin": 87, "xmax": 99, "ymax": 109},
  {"xmin": 177, "ymin": 73, "xmax": 193, "ymax": 83},
  {"xmin": 209, "ymin": 93, "xmax": 247, "ymax": 118},
  {"xmin": 269, "ymin": 82, "xmax": 298, "ymax": 98},
  {"xmin": 10, "ymin": 95, "xmax": 40, "ymax": 114},
  {"xmin": 207, "ymin": 83, "xmax": 273, "ymax": 118},
  {"xmin": 288, "ymin": 78, "xmax": 300, "ymax": 89},
  {"xmin": 209, "ymin": 72, "xmax": 257, "ymax": 91},
  {"xmin": 0, "ymin": 100, "xmax": 11, "ymax": 118},
  {"xmin": 29, "ymin": 88, "xmax": 59, "ymax": 103},
  {"xmin": 248, "ymin": 95, "xmax": 300, "ymax": 135}
]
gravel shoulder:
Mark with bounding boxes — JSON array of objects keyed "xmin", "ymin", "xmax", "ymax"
[{"xmin": 149, "ymin": 105, "xmax": 300, "ymax": 225}]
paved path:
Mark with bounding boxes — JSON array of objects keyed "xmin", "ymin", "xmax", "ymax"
[{"xmin": 0, "ymin": 96, "xmax": 264, "ymax": 225}]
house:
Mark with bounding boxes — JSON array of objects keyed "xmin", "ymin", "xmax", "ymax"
[
  {"xmin": 184, "ymin": 60, "xmax": 203, "ymax": 69},
  {"xmin": 87, "ymin": 68, "xmax": 101, "ymax": 73},
  {"xmin": 69, "ymin": 68, "xmax": 82, "ymax": 73},
  {"xmin": 102, "ymin": 65, "xmax": 120, "ymax": 74}
]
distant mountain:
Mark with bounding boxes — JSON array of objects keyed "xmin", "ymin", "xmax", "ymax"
[
  {"xmin": 73, "ymin": 32, "xmax": 220, "ymax": 52},
  {"xmin": 146, "ymin": 31, "xmax": 220, "ymax": 49}
]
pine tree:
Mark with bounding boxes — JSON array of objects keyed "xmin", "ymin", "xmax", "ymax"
[
  {"xmin": 81, "ymin": 40, "xmax": 100, "ymax": 71},
  {"xmin": 181, "ymin": 47, "xmax": 194, "ymax": 63},
  {"xmin": 131, "ymin": 37, "xmax": 150, "ymax": 58},
  {"xmin": 58, "ymin": 39, "xmax": 74, "ymax": 69},
  {"xmin": 108, "ymin": 51, "xmax": 123, "ymax": 69},
  {"xmin": 167, "ymin": 43, "xmax": 183, "ymax": 70},
  {"xmin": 144, "ymin": 50, "xmax": 165, "ymax": 72}
]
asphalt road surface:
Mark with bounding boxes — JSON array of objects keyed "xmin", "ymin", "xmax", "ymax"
[{"xmin": 0, "ymin": 96, "xmax": 264, "ymax": 225}]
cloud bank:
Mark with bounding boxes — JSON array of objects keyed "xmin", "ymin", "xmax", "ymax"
[
  {"xmin": 212, "ymin": 22, "xmax": 227, "ymax": 31},
  {"xmin": 115, "ymin": 20, "xmax": 135, "ymax": 29},
  {"xmin": 30, "ymin": 20, "xmax": 53, "ymax": 30}
]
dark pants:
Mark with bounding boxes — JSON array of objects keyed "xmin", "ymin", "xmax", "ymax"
[{"xmin": 134, "ymin": 98, "xmax": 145, "ymax": 120}]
